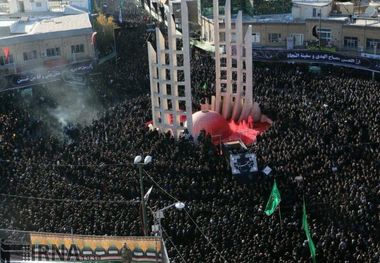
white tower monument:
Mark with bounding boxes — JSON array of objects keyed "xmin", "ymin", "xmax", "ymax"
[
  {"xmin": 147, "ymin": 0, "xmax": 193, "ymax": 138},
  {"xmin": 212, "ymin": 0, "xmax": 254, "ymax": 122}
]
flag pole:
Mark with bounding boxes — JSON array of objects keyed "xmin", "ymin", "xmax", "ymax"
[
  {"xmin": 278, "ymin": 204, "xmax": 283, "ymax": 231},
  {"xmin": 275, "ymin": 176, "xmax": 282, "ymax": 230}
]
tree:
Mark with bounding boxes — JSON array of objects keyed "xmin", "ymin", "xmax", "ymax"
[{"xmin": 93, "ymin": 13, "xmax": 117, "ymax": 55}]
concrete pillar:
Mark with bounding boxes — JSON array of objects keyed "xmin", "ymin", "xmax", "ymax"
[
  {"xmin": 239, "ymin": 25, "xmax": 253, "ymax": 122},
  {"xmin": 213, "ymin": 0, "xmax": 254, "ymax": 122},
  {"xmin": 213, "ymin": 0, "xmax": 221, "ymax": 113},
  {"xmin": 147, "ymin": 0, "xmax": 193, "ymax": 139}
]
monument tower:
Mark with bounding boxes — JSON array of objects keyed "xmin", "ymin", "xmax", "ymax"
[
  {"xmin": 211, "ymin": 0, "xmax": 254, "ymax": 122},
  {"xmin": 147, "ymin": 0, "xmax": 193, "ymax": 138},
  {"xmin": 148, "ymin": 0, "xmax": 267, "ymax": 143}
]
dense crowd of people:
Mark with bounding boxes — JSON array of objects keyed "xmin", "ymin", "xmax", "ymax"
[{"xmin": 0, "ymin": 7, "xmax": 379, "ymax": 263}]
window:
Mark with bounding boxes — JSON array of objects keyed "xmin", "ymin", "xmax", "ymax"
[
  {"xmin": 23, "ymin": 50, "xmax": 37, "ymax": 61},
  {"xmin": 252, "ymin": 32, "xmax": 260, "ymax": 43},
  {"xmin": 344, "ymin": 37, "xmax": 358, "ymax": 49},
  {"xmin": 220, "ymin": 45, "xmax": 226, "ymax": 54},
  {"xmin": 71, "ymin": 44, "xmax": 84, "ymax": 54},
  {"xmin": 220, "ymin": 57, "xmax": 227, "ymax": 67},
  {"xmin": 231, "ymin": 45, "xmax": 237, "ymax": 56},
  {"xmin": 232, "ymin": 58, "xmax": 237, "ymax": 67},
  {"xmin": 366, "ymin": 38, "xmax": 380, "ymax": 50},
  {"xmin": 46, "ymin": 47, "xmax": 61, "ymax": 57},
  {"xmin": 0, "ymin": 55, "xmax": 14, "ymax": 65},
  {"xmin": 290, "ymin": 33, "xmax": 304, "ymax": 46},
  {"xmin": 36, "ymin": 2, "xmax": 42, "ymax": 7},
  {"xmin": 313, "ymin": 8, "xmax": 317, "ymax": 17},
  {"xmin": 317, "ymin": 28, "xmax": 331, "ymax": 42},
  {"xmin": 268, "ymin": 33, "xmax": 281, "ymax": 43}
]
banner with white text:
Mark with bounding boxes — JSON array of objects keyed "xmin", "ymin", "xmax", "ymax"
[{"xmin": 0, "ymin": 230, "xmax": 163, "ymax": 263}]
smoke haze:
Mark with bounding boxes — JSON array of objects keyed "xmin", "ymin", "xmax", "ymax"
[{"xmin": 28, "ymin": 81, "xmax": 103, "ymax": 139}]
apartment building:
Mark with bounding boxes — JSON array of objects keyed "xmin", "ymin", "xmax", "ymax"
[
  {"xmin": 0, "ymin": 0, "xmax": 95, "ymax": 80},
  {"xmin": 200, "ymin": 0, "xmax": 380, "ymax": 56}
]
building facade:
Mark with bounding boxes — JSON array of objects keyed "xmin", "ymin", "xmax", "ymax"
[
  {"xmin": 0, "ymin": 0, "xmax": 95, "ymax": 80},
  {"xmin": 201, "ymin": 0, "xmax": 380, "ymax": 57}
]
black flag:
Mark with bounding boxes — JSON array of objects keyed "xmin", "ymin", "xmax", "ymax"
[{"xmin": 312, "ymin": 25, "xmax": 319, "ymax": 39}]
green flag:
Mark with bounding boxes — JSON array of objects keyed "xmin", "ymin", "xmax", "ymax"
[
  {"xmin": 264, "ymin": 179, "xmax": 281, "ymax": 216},
  {"xmin": 302, "ymin": 199, "xmax": 316, "ymax": 262},
  {"xmin": 201, "ymin": 82, "xmax": 207, "ymax": 90}
]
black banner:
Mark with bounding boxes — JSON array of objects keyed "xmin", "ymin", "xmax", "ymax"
[
  {"xmin": 252, "ymin": 49, "xmax": 380, "ymax": 72},
  {"xmin": 0, "ymin": 61, "xmax": 95, "ymax": 92}
]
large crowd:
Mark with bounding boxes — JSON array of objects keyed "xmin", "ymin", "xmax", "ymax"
[{"xmin": 0, "ymin": 7, "xmax": 379, "ymax": 263}]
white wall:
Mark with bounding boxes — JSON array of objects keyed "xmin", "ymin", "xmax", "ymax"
[
  {"xmin": 29, "ymin": 0, "xmax": 49, "ymax": 12},
  {"xmin": 9, "ymin": 0, "xmax": 19, "ymax": 13},
  {"xmin": 8, "ymin": 0, "xmax": 48, "ymax": 13},
  {"xmin": 70, "ymin": 0, "xmax": 90, "ymax": 11},
  {"xmin": 292, "ymin": 3, "xmax": 332, "ymax": 19},
  {"xmin": 292, "ymin": 6, "xmax": 301, "ymax": 19}
]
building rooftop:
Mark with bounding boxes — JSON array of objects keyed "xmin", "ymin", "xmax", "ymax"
[
  {"xmin": 0, "ymin": 19, "xmax": 15, "ymax": 27},
  {"xmin": 293, "ymin": 1, "xmax": 332, "ymax": 7},
  {"xmin": 203, "ymin": 7, "xmax": 379, "ymax": 25},
  {"xmin": 349, "ymin": 18, "xmax": 380, "ymax": 27},
  {"xmin": 31, "ymin": 13, "xmax": 92, "ymax": 34},
  {"xmin": 306, "ymin": 16, "xmax": 349, "ymax": 21},
  {"xmin": 0, "ymin": 12, "xmax": 93, "ymax": 46},
  {"xmin": 203, "ymin": 13, "xmax": 296, "ymax": 23},
  {"xmin": 245, "ymin": 13, "xmax": 295, "ymax": 23},
  {"xmin": 335, "ymin": 1, "xmax": 354, "ymax": 6}
]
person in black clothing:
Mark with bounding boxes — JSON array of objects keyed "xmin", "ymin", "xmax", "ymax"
[
  {"xmin": 0, "ymin": 239, "xmax": 10, "ymax": 263},
  {"xmin": 0, "ymin": 10, "xmax": 378, "ymax": 262}
]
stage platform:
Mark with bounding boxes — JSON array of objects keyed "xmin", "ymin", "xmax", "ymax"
[{"xmin": 226, "ymin": 120, "xmax": 271, "ymax": 145}]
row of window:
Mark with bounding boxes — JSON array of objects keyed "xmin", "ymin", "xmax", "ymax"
[
  {"xmin": 46, "ymin": 47, "xmax": 61, "ymax": 57},
  {"xmin": 1, "ymin": 44, "xmax": 85, "ymax": 65},
  {"xmin": 344, "ymin": 37, "xmax": 380, "ymax": 49},
  {"xmin": 22, "ymin": 44, "xmax": 85, "ymax": 61},
  {"xmin": 267, "ymin": 32, "xmax": 318, "ymax": 43},
  {"xmin": 264, "ymin": 30, "xmax": 379, "ymax": 50}
]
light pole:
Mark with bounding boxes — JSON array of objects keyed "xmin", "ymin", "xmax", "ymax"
[
  {"xmin": 374, "ymin": 43, "xmax": 377, "ymax": 55},
  {"xmin": 318, "ymin": 9, "xmax": 322, "ymax": 49},
  {"xmin": 151, "ymin": 201, "xmax": 185, "ymax": 238},
  {"xmin": 134, "ymin": 155, "xmax": 152, "ymax": 236},
  {"xmin": 113, "ymin": 27, "xmax": 118, "ymax": 70},
  {"xmin": 151, "ymin": 202, "xmax": 185, "ymax": 262}
]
